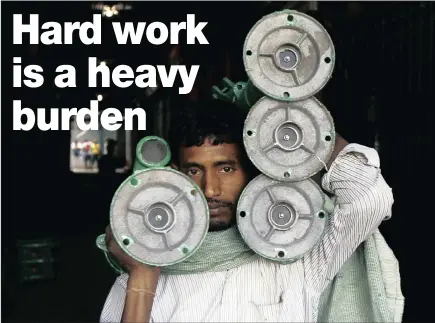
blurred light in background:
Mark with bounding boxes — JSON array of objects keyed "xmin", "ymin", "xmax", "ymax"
[{"xmin": 91, "ymin": 2, "xmax": 132, "ymax": 17}]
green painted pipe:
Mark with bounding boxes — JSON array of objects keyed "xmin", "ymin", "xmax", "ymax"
[
  {"xmin": 133, "ymin": 136, "xmax": 172, "ymax": 173},
  {"xmin": 212, "ymin": 78, "xmax": 264, "ymax": 111}
]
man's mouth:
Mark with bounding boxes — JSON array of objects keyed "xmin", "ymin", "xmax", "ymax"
[
  {"xmin": 207, "ymin": 202, "xmax": 231, "ymax": 216},
  {"xmin": 209, "ymin": 206, "xmax": 228, "ymax": 216},
  {"xmin": 208, "ymin": 203, "xmax": 225, "ymax": 209}
]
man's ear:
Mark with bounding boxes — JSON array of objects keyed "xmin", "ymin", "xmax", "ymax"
[{"xmin": 170, "ymin": 163, "xmax": 179, "ymax": 171}]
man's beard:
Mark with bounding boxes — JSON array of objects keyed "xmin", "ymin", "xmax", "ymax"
[
  {"xmin": 209, "ymin": 219, "xmax": 233, "ymax": 231},
  {"xmin": 207, "ymin": 198, "xmax": 235, "ymax": 232}
]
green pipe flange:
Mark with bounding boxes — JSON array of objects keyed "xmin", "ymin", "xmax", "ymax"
[
  {"xmin": 212, "ymin": 77, "xmax": 264, "ymax": 111},
  {"xmin": 134, "ymin": 136, "xmax": 172, "ymax": 172}
]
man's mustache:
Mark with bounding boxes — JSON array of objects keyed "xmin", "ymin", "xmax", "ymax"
[{"xmin": 206, "ymin": 199, "xmax": 233, "ymax": 209}]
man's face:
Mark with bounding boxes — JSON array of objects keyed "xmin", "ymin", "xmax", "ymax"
[{"xmin": 178, "ymin": 137, "xmax": 249, "ymax": 231}]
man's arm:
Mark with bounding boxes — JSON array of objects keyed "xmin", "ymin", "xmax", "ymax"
[
  {"xmin": 101, "ymin": 227, "xmax": 160, "ymax": 323},
  {"xmin": 303, "ymin": 136, "xmax": 394, "ymax": 292},
  {"xmin": 326, "ymin": 135, "xmax": 349, "ymax": 169},
  {"xmin": 100, "ymin": 270, "xmax": 158, "ymax": 323},
  {"xmin": 122, "ymin": 269, "xmax": 159, "ymax": 323}
]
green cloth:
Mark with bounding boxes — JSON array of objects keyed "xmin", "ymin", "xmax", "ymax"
[{"xmin": 162, "ymin": 226, "xmax": 258, "ymax": 274}]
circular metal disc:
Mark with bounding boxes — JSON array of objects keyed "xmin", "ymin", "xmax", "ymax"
[
  {"xmin": 243, "ymin": 10, "xmax": 335, "ymax": 101},
  {"xmin": 244, "ymin": 96, "xmax": 335, "ymax": 182},
  {"xmin": 110, "ymin": 168, "xmax": 209, "ymax": 266},
  {"xmin": 237, "ymin": 174, "xmax": 327, "ymax": 262}
]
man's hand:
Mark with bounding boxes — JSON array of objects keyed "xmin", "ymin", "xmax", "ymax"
[
  {"xmin": 105, "ymin": 226, "xmax": 161, "ymax": 277},
  {"xmin": 326, "ymin": 134, "xmax": 349, "ymax": 169}
]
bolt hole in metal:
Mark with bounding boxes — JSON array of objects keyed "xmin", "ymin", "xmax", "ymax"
[
  {"xmin": 318, "ymin": 211, "xmax": 325, "ymax": 219},
  {"xmin": 182, "ymin": 247, "xmax": 189, "ymax": 254},
  {"xmin": 324, "ymin": 57, "xmax": 331, "ymax": 63},
  {"xmin": 190, "ymin": 189, "xmax": 196, "ymax": 196},
  {"xmin": 246, "ymin": 50, "xmax": 252, "ymax": 56},
  {"xmin": 122, "ymin": 238, "xmax": 130, "ymax": 246},
  {"xmin": 283, "ymin": 92, "xmax": 290, "ymax": 98},
  {"xmin": 278, "ymin": 251, "xmax": 285, "ymax": 257},
  {"xmin": 284, "ymin": 172, "xmax": 290, "ymax": 178},
  {"xmin": 247, "ymin": 130, "xmax": 253, "ymax": 136},
  {"xmin": 287, "ymin": 15, "xmax": 294, "ymax": 22},
  {"xmin": 240, "ymin": 211, "xmax": 246, "ymax": 218},
  {"xmin": 237, "ymin": 84, "xmax": 243, "ymax": 90},
  {"xmin": 130, "ymin": 177, "xmax": 138, "ymax": 186},
  {"xmin": 325, "ymin": 135, "xmax": 332, "ymax": 142}
]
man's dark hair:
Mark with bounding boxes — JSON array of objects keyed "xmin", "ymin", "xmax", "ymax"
[{"xmin": 168, "ymin": 99, "xmax": 259, "ymax": 178}]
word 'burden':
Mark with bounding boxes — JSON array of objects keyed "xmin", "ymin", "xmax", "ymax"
[
  {"xmin": 13, "ymin": 14, "xmax": 209, "ymax": 45},
  {"xmin": 13, "ymin": 100, "xmax": 146, "ymax": 131}
]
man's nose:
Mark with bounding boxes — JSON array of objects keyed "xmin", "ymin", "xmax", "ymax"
[{"xmin": 204, "ymin": 172, "xmax": 221, "ymax": 198}]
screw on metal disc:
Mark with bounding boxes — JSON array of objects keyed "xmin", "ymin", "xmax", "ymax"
[
  {"xmin": 243, "ymin": 96, "xmax": 335, "ymax": 182},
  {"xmin": 243, "ymin": 10, "xmax": 335, "ymax": 101},
  {"xmin": 110, "ymin": 168, "xmax": 209, "ymax": 267},
  {"xmin": 237, "ymin": 174, "xmax": 327, "ymax": 262}
]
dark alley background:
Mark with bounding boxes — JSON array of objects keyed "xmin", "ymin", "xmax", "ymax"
[{"xmin": 2, "ymin": 1, "xmax": 435, "ymax": 322}]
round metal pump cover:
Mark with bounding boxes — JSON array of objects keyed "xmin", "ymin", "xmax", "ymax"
[
  {"xmin": 243, "ymin": 10, "xmax": 335, "ymax": 101},
  {"xmin": 110, "ymin": 168, "xmax": 209, "ymax": 266},
  {"xmin": 243, "ymin": 96, "xmax": 335, "ymax": 182},
  {"xmin": 237, "ymin": 175, "xmax": 328, "ymax": 262}
]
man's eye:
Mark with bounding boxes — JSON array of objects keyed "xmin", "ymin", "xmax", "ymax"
[
  {"xmin": 221, "ymin": 167, "xmax": 235, "ymax": 173},
  {"xmin": 187, "ymin": 169, "xmax": 200, "ymax": 176}
]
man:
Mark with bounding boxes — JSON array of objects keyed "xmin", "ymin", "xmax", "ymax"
[
  {"xmin": 98, "ymin": 139, "xmax": 131, "ymax": 175},
  {"xmin": 100, "ymin": 99, "xmax": 397, "ymax": 322},
  {"xmin": 98, "ymin": 139, "xmax": 126, "ymax": 175},
  {"xmin": 91, "ymin": 139, "xmax": 101, "ymax": 168},
  {"xmin": 83, "ymin": 140, "xmax": 92, "ymax": 169}
]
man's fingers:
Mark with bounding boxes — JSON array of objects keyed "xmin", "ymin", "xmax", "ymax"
[
  {"xmin": 107, "ymin": 236, "xmax": 117, "ymax": 254},
  {"xmin": 105, "ymin": 226, "xmax": 121, "ymax": 255},
  {"xmin": 105, "ymin": 226, "xmax": 113, "ymax": 248},
  {"xmin": 106, "ymin": 226, "xmax": 114, "ymax": 240}
]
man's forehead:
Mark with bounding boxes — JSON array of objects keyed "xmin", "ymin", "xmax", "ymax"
[{"xmin": 180, "ymin": 142, "xmax": 241, "ymax": 163}]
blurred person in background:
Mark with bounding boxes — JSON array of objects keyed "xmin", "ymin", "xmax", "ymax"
[
  {"xmin": 91, "ymin": 139, "xmax": 101, "ymax": 168},
  {"xmin": 98, "ymin": 139, "xmax": 129, "ymax": 175},
  {"xmin": 71, "ymin": 140, "xmax": 81, "ymax": 158},
  {"xmin": 83, "ymin": 141, "xmax": 92, "ymax": 169}
]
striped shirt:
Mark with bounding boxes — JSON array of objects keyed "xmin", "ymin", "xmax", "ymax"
[{"xmin": 100, "ymin": 144, "xmax": 394, "ymax": 322}]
